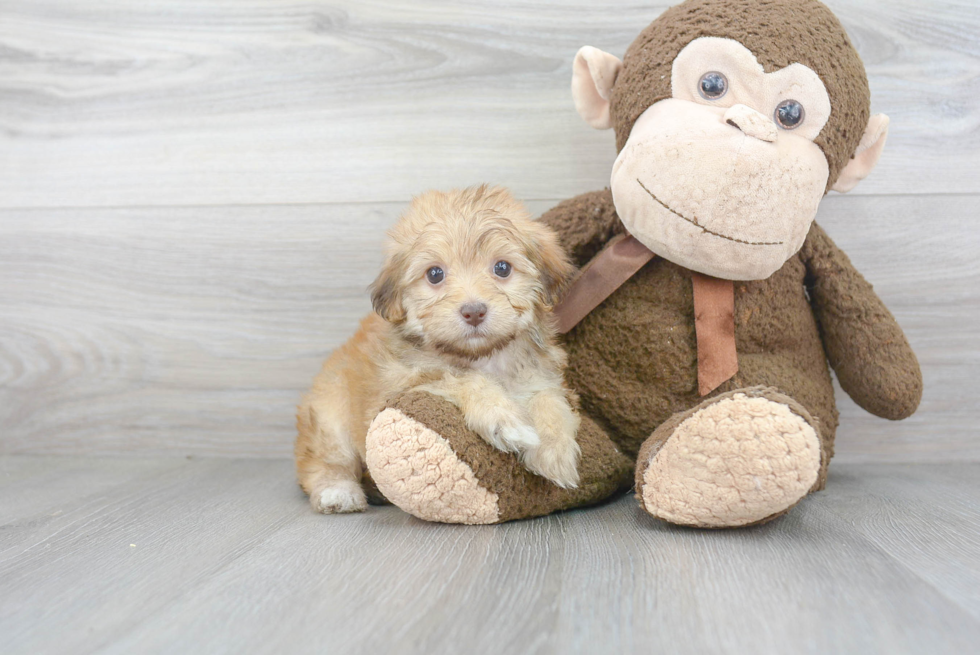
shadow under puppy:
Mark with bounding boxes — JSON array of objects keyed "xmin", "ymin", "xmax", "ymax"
[{"xmin": 295, "ymin": 186, "xmax": 580, "ymax": 513}]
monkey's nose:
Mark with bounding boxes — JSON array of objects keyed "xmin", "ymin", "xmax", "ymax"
[
  {"xmin": 724, "ymin": 104, "xmax": 777, "ymax": 143},
  {"xmin": 460, "ymin": 302, "xmax": 488, "ymax": 327}
]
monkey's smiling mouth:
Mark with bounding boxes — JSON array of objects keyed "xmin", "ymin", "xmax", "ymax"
[{"xmin": 637, "ymin": 179, "xmax": 784, "ymax": 246}]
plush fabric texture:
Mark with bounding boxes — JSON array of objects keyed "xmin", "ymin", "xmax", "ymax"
[
  {"xmin": 553, "ymin": 234, "xmax": 655, "ymax": 334},
  {"xmin": 609, "ymin": 0, "xmax": 870, "ymax": 191},
  {"xmin": 368, "ymin": 391, "xmax": 634, "ymax": 523},
  {"xmin": 723, "ymin": 103, "xmax": 778, "ymax": 142},
  {"xmin": 831, "ymin": 114, "xmax": 890, "ymax": 193},
  {"xmin": 366, "ymin": 407, "xmax": 500, "ymax": 524},
  {"xmin": 572, "ymin": 46, "xmax": 623, "ymax": 129},
  {"xmin": 634, "ymin": 387, "xmax": 821, "ymax": 527},
  {"xmin": 541, "ymin": 190, "xmax": 922, "ymax": 476},
  {"xmin": 542, "ymin": 190, "xmax": 921, "ymax": 503},
  {"xmin": 671, "ymin": 38, "xmax": 833, "ymax": 144},
  {"xmin": 610, "ymin": 99, "xmax": 829, "ymax": 280},
  {"xmin": 800, "ymin": 223, "xmax": 923, "ymax": 419},
  {"xmin": 538, "ymin": 190, "xmax": 627, "ymax": 267}
]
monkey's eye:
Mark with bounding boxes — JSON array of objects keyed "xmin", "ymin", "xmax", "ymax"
[
  {"xmin": 698, "ymin": 72, "xmax": 728, "ymax": 100},
  {"xmin": 775, "ymin": 100, "xmax": 805, "ymax": 129},
  {"xmin": 426, "ymin": 266, "xmax": 445, "ymax": 284},
  {"xmin": 493, "ymin": 261, "xmax": 512, "ymax": 278}
]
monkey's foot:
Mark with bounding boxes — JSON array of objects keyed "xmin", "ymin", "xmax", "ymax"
[
  {"xmin": 365, "ymin": 391, "xmax": 632, "ymax": 524},
  {"xmin": 635, "ymin": 387, "xmax": 822, "ymax": 528}
]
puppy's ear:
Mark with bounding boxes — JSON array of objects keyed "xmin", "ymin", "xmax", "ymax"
[
  {"xmin": 527, "ymin": 223, "xmax": 576, "ymax": 306},
  {"xmin": 369, "ymin": 251, "xmax": 408, "ymax": 323}
]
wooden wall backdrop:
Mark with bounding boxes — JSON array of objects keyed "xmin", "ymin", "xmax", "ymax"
[{"xmin": 1, "ymin": 0, "xmax": 978, "ymax": 461}]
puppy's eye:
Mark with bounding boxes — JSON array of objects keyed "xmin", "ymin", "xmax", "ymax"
[
  {"xmin": 426, "ymin": 266, "xmax": 445, "ymax": 285},
  {"xmin": 493, "ymin": 261, "xmax": 512, "ymax": 278}
]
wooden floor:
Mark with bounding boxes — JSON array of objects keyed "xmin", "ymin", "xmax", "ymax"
[{"xmin": 1, "ymin": 456, "xmax": 978, "ymax": 655}]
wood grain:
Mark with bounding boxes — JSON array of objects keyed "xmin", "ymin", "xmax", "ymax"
[
  {"xmin": 0, "ymin": 0, "xmax": 977, "ymax": 208},
  {"xmin": 2, "ymin": 194, "xmax": 977, "ymax": 460},
  {"xmin": 0, "ymin": 455, "xmax": 184, "ymax": 526},
  {"xmin": 0, "ymin": 457, "xmax": 310, "ymax": 655},
  {"xmin": 1, "ymin": 457, "xmax": 978, "ymax": 655},
  {"xmin": 807, "ymin": 463, "xmax": 980, "ymax": 620}
]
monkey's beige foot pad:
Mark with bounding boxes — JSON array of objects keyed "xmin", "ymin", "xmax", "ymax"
[
  {"xmin": 366, "ymin": 406, "xmax": 499, "ymax": 524},
  {"xmin": 365, "ymin": 391, "xmax": 634, "ymax": 524},
  {"xmin": 635, "ymin": 387, "xmax": 822, "ymax": 528}
]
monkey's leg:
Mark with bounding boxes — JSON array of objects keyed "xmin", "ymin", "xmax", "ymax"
[
  {"xmin": 365, "ymin": 391, "xmax": 633, "ymax": 524},
  {"xmin": 635, "ymin": 387, "xmax": 823, "ymax": 528}
]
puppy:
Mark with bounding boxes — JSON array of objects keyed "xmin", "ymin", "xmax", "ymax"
[{"xmin": 295, "ymin": 185, "xmax": 580, "ymax": 514}]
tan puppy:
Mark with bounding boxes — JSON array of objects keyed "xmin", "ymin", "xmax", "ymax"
[{"xmin": 295, "ymin": 186, "xmax": 581, "ymax": 514}]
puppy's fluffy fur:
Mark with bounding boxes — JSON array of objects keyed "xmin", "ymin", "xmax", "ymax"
[{"xmin": 295, "ymin": 186, "xmax": 580, "ymax": 514}]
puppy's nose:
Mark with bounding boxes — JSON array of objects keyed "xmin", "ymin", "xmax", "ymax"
[{"xmin": 460, "ymin": 302, "xmax": 488, "ymax": 326}]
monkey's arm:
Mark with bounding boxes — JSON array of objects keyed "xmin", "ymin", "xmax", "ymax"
[
  {"xmin": 538, "ymin": 189, "xmax": 625, "ymax": 267},
  {"xmin": 800, "ymin": 222, "xmax": 922, "ymax": 420}
]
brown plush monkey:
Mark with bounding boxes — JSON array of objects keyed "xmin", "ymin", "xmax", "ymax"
[{"xmin": 363, "ymin": 0, "xmax": 922, "ymax": 527}]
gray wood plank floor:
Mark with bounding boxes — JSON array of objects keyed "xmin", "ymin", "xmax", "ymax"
[{"xmin": 1, "ymin": 456, "xmax": 978, "ymax": 655}]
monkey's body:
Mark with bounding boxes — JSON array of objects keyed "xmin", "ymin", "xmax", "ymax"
[
  {"xmin": 547, "ymin": 189, "xmax": 920, "ymax": 504},
  {"xmin": 360, "ymin": 0, "xmax": 923, "ymax": 528},
  {"xmin": 548, "ymin": 190, "xmax": 838, "ymax": 479}
]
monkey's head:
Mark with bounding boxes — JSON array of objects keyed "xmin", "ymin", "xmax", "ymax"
[{"xmin": 573, "ymin": 0, "xmax": 889, "ymax": 280}]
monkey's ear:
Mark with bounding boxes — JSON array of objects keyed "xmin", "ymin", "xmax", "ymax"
[
  {"xmin": 832, "ymin": 114, "xmax": 890, "ymax": 193},
  {"xmin": 572, "ymin": 46, "xmax": 622, "ymax": 130},
  {"xmin": 369, "ymin": 253, "xmax": 407, "ymax": 323}
]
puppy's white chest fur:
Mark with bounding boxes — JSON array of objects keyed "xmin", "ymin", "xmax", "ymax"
[
  {"xmin": 470, "ymin": 340, "xmax": 533, "ymax": 385},
  {"xmin": 472, "ymin": 345, "xmax": 518, "ymax": 378},
  {"xmin": 469, "ymin": 339, "xmax": 555, "ymax": 400}
]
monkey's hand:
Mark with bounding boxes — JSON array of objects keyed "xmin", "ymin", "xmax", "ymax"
[{"xmin": 801, "ymin": 222, "xmax": 923, "ymax": 420}]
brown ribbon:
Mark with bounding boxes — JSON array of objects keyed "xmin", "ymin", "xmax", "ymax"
[
  {"xmin": 553, "ymin": 235, "xmax": 738, "ymax": 396},
  {"xmin": 691, "ymin": 273, "xmax": 739, "ymax": 396},
  {"xmin": 553, "ymin": 234, "xmax": 656, "ymax": 335}
]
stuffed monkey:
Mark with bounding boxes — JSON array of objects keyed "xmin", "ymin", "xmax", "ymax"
[{"xmin": 364, "ymin": 0, "xmax": 922, "ymax": 527}]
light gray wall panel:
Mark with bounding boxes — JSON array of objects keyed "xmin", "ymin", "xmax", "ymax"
[{"xmin": 1, "ymin": 0, "xmax": 977, "ymax": 208}]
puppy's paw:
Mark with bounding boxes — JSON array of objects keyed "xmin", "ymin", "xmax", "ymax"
[
  {"xmin": 312, "ymin": 480, "xmax": 368, "ymax": 514},
  {"xmin": 495, "ymin": 423, "xmax": 541, "ymax": 452},
  {"xmin": 523, "ymin": 438, "xmax": 581, "ymax": 489}
]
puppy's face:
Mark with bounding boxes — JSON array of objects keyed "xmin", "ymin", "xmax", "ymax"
[{"xmin": 371, "ymin": 187, "xmax": 574, "ymax": 359}]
